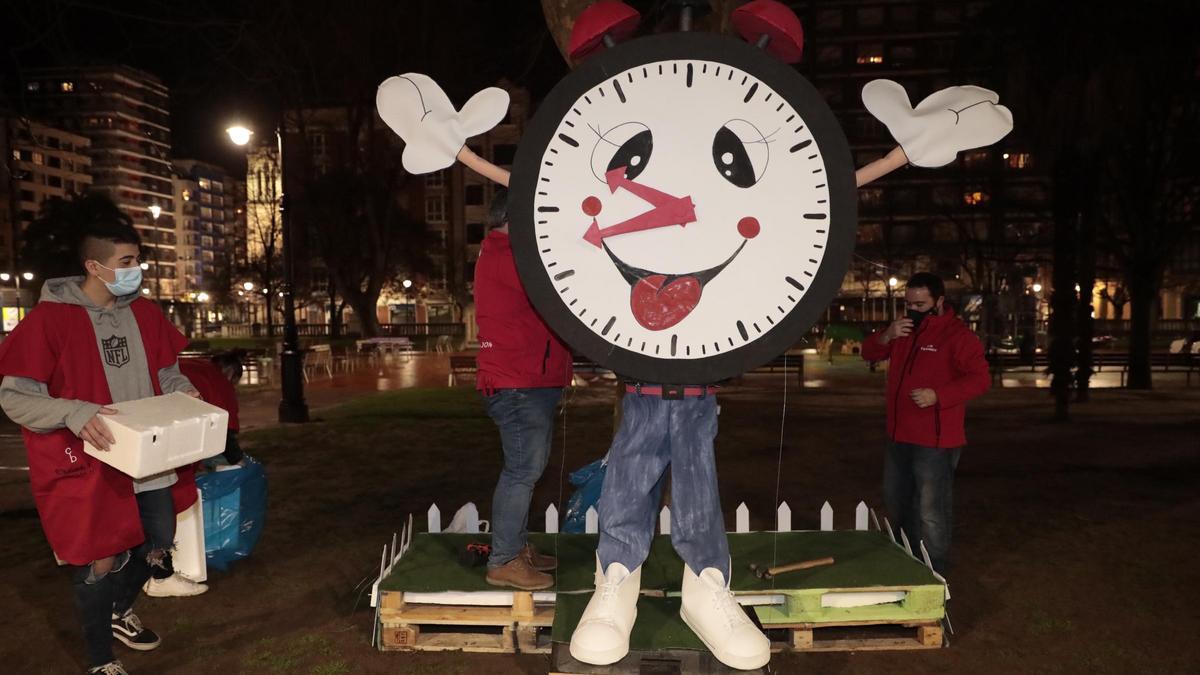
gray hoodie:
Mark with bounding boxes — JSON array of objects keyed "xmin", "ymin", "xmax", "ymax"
[{"xmin": 0, "ymin": 276, "xmax": 195, "ymax": 492}]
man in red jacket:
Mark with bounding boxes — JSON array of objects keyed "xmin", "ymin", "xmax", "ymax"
[
  {"xmin": 0, "ymin": 215, "xmax": 198, "ymax": 673},
  {"xmin": 861, "ymin": 272, "xmax": 989, "ymax": 574},
  {"xmin": 475, "ymin": 189, "xmax": 573, "ymax": 590}
]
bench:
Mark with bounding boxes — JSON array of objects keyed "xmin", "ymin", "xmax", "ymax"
[
  {"xmin": 448, "ymin": 355, "xmax": 478, "ymax": 386},
  {"xmin": 751, "ymin": 353, "xmax": 805, "ymax": 387},
  {"xmin": 988, "ymin": 351, "xmax": 1199, "ymax": 386}
]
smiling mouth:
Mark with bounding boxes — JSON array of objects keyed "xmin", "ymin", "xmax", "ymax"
[{"xmin": 603, "ymin": 240, "xmax": 748, "ymax": 331}]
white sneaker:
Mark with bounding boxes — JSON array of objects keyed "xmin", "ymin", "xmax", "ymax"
[
  {"xmin": 569, "ymin": 557, "xmax": 641, "ymax": 665},
  {"xmin": 680, "ymin": 564, "xmax": 770, "ymax": 670},
  {"xmin": 143, "ymin": 573, "xmax": 209, "ymax": 598}
]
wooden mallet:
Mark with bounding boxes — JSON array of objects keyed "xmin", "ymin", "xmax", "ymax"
[{"xmin": 750, "ymin": 556, "xmax": 835, "ymax": 580}]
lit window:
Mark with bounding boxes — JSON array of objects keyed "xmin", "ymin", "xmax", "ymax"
[
  {"xmin": 25, "ymin": 81, "xmax": 40, "ymax": 92},
  {"xmin": 963, "ymin": 190, "xmax": 990, "ymax": 206},
  {"xmin": 425, "ymin": 196, "xmax": 446, "ymax": 223},
  {"xmin": 31, "ymin": 152, "xmax": 44, "ymax": 165},
  {"xmin": 856, "ymin": 44, "xmax": 884, "ymax": 65},
  {"xmin": 10, "ymin": 150, "xmax": 18, "ymax": 162},
  {"xmin": 182, "ymin": 189, "xmax": 191, "ymax": 201},
  {"xmin": 962, "ymin": 150, "xmax": 990, "ymax": 168},
  {"xmin": 61, "ymin": 81, "xmax": 75, "ymax": 92},
  {"xmin": 1005, "ymin": 152, "xmax": 1032, "ymax": 169}
]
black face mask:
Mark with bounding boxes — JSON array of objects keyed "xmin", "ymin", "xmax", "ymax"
[{"xmin": 906, "ymin": 307, "xmax": 935, "ymax": 330}]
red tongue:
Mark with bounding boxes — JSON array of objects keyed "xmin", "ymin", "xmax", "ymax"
[{"xmin": 630, "ymin": 274, "xmax": 702, "ymax": 331}]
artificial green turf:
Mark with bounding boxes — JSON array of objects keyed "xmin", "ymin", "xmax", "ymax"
[
  {"xmin": 552, "ymin": 594, "xmax": 707, "ymax": 651},
  {"xmin": 380, "ymin": 531, "xmax": 940, "ymax": 595}
]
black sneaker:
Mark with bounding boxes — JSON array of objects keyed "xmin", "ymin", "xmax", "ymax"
[
  {"xmin": 87, "ymin": 661, "xmax": 129, "ymax": 674},
  {"xmin": 111, "ymin": 609, "xmax": 160, "ymax": 651}
]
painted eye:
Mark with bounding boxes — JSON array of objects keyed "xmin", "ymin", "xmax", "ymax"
[
  {"xmin": 712, "ymin": 119, "xmax": 769, "ymax": 188},
  {"xmin": 591, "ymin": 122, "xmax": 653, "ymax": 183}
]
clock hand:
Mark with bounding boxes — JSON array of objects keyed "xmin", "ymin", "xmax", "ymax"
[
  {"xmin": 605, "ymin": 166, "xmax": 685, "ymax": 208},
  {"xmin": 583, "ymin": 196, "xmax": 697, "ymax": 248}
]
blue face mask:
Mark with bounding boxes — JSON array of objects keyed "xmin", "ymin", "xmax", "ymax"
[{"xmin": 94, "ymin": 262, "xmax": 143, "ymax": 296}]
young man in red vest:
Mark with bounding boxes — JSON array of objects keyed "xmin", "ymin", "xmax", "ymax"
[
  {"xmin": 861, "ymin": 272, "xmax": 990, "ymax": 574},
  {"xmin": 474, "ymin": 189, "xmax": 573, "ymax": 590},
  {"xmin": 0, "ymin": 215, "xmax": 199, "ymax": 674}
]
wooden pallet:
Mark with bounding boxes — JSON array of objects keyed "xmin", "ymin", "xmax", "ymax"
[
  {"xmin": 768, "ymin": 618, "xmax": 943, "ymax": 652},
  {"xmin": 378, "ymin": 589, "xmax": 555, "ymax": 654}
]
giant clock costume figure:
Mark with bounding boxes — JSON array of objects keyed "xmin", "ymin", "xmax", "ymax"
[
  {"xmin": 377, "ymin": 0, "xmax": 1011, "ymax": 668},
  {"xmin": 507, "ymin": 31, "xmax": 856, "ymax": 385}
]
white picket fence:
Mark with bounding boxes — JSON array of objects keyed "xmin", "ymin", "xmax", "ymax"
[{"xmin": 369, "ymin": 499, "xmax": 949, "ymax": 623}]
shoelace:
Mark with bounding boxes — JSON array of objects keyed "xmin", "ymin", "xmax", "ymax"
[
  {"xmin": 710, "ymin": 586, "xmax": 750, "ymax": 630},
  {"xmin": 119, "ymin": 610, "xmax": 144, "ymax": 632},
  {"xmin": 95, "ymin": 662, "xmax": 126, "ymax": 675},
  {"xmin": 598, "ymin": 579, "xmax": 621, "ymax": 602}
]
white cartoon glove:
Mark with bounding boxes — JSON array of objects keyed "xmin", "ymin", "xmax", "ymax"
[
  {"xmin": 376, "ymin": 74, "xmax": 510, "ymax": 175},
  {"xmin": 862, "ymin": 79, "xmax": 1013, "ymax": 168}
]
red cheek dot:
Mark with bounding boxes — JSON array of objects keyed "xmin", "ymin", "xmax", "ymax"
[
  {"xmin": 737, "ymin": 216, "xmax": 760, "ymax": 239},
  {"xmin": 582, "ymin": 196, "xmax": 602, "ymax": 216}
]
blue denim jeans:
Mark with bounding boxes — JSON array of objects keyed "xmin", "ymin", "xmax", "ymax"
[
  {"xmin": 134, "ymin": 486, "xmax": 177, "ymax": 580},
  {"xmin": 598, "ymin": 394, "xmax": 729, "ymax": 579},
  {"xmin": 484, "ymin": 387, "xmax": 563, "ymax": 568},
  {"xmin": 883, "ymin": 442, "xmax": 961, "ymax": 575}
]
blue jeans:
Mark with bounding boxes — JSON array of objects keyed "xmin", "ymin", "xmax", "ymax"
[
  {"xmin": 598, "ymin": 394, "xmax": 729, "ymax": 579},
  {"xmin": 484, "ymin": 388, "xmax": 562, "ymax": 567},
  {"xmin": 134, "ymin": 486, "xmax": 177, "ymax": 580},
  {"xmin": 883, "ymin": 442, "xmax": 961, "ymax": 575}
]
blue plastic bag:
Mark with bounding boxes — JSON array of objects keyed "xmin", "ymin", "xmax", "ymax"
[
  {"xmin": 196, "ymin": 456, "xmax": 267, "ymax": 571},
  {"xmin": 563, "ymin": 457, "xmax": 607, "ymax": 533}
]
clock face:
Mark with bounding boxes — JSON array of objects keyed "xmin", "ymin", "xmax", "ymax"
[{"xmin": 510, "ymin": 32, "xmax": 856, "ymax": 384}]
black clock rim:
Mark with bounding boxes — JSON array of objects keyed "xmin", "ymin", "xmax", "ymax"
[{"xmin": 509, "ymin": 31, "xmax": 857, "ymax": 385}]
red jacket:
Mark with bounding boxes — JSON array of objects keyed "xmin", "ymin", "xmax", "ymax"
[
  {"xmin": 0, "ymin": 299, "xmax": 189, "ymax": 564},
  {"xmin": 861, "ymin": 309, "xmax": 990, "ymax": 448},
  {"xmin": 474, "ymin": 230, "xmax": 573, "ymax": 392}
]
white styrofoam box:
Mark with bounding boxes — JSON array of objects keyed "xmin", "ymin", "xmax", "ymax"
[
  {"xmin": 83, "ymin": 392, "xmax": 229, "ymax": 479},
  {"xmin": 173, "ymin": 489, "xmax": 207, "ymax": 582}
]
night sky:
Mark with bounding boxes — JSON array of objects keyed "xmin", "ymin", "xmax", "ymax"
[{"xmin": 1, "ymin": 0, "xmax": 589, "ymax": 174}]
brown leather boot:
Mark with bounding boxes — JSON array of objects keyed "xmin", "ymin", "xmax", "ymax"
[
  {"xmin": 522, "ymin": 543, "xmax": 558, "ymax": 571},
  {"xmin": 486, "ymin": 555, "xmax": 553, "ymax": 590}
]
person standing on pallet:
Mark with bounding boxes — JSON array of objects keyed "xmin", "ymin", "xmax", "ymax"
[
  {"xmin": 474, "ymin": 187, "xmax": 574, "ymax": 590},
  {"xmin": 0, "ymin": 209, "xmax": 201, "ymax": 675},
  {"xmin": 861, "ymin": 272, "xmax": 990, "ymax": 575}
]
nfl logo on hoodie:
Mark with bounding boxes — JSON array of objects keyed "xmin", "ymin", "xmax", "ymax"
[{"xmin": 102, "ymin": 335, "xmax": 130, "ymax": 368}]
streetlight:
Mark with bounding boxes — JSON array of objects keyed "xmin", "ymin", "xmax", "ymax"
[
  {"xmin": 243, "ymin": 281, "xmax": 255, "ymax": 291},
  {"xmin": 1, "ymin": 271, "xmax": 34, "ymax": 320},
  {"xmin": 887, "ymin": 276, "xmax": 899, "ymax": 321},
  {"xmin": 147, "ymin": 205, "xmax": 163, "ymax": 302},
  {"xmin": 1032, "ymin": 283, "xmax": 1043, "ymax": 293},
  {"xmin": 226, "ymin": 120, "xmax": 308, "ymax": 423}
]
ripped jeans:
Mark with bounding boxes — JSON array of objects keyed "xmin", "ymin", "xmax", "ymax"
[{"xmin": 71, "ymin": 487, "xmax": 175, "ymax": 667}]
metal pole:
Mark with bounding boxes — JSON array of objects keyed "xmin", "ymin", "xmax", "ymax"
[
  {"xmin": 275, "ymin": 120, "xmax": 309, "ymax": 423},
  {"xmin": 151, "ymin": 213, "xmax": 162, "ymax": 302}
]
